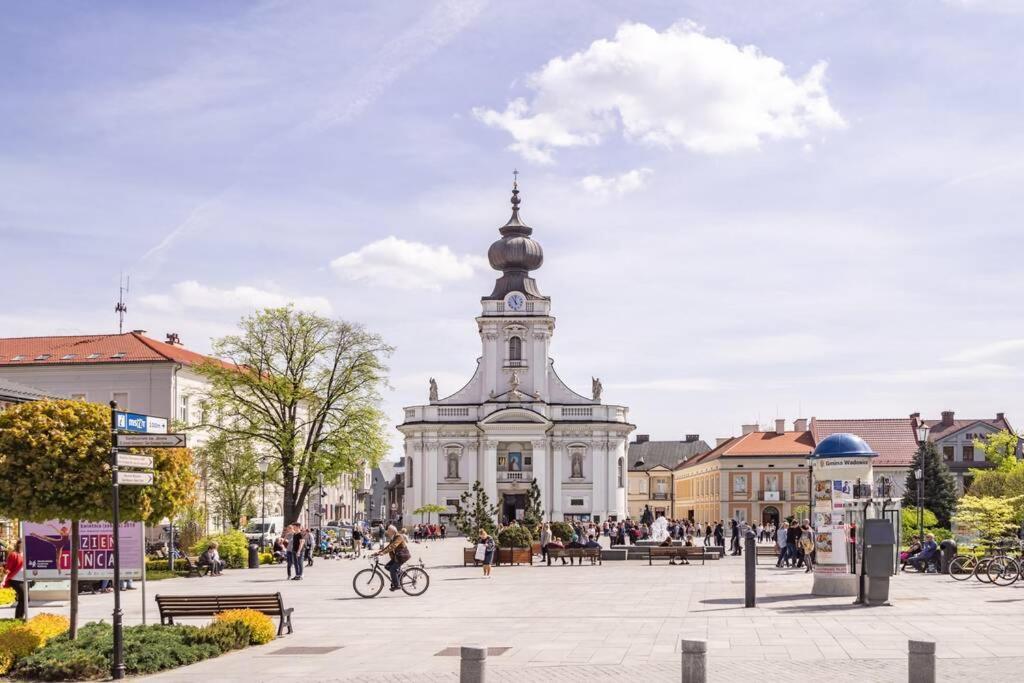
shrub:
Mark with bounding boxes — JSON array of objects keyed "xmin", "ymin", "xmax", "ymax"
[
  {"xmin": 191, "ymin": 529, "xmax": 248, "ymax": 568},
  {"xmin": 259, "ymin": 552, "xmax": 274, "ymax": 565},
  {"xmin": 549, "ymin": 522, "xmax": 574, "ymax": 542},
  {"xmin": 191, "ymin": 619, "xmax": 251, "ymax": 652},
  {"xmin": 0, "ymin": 588, "xmax": 15, "ymax": 607},
  {"xmin": 497, "ymin": 525, "xmax": 533, "ymax": 548},
  {"xmin": 27, "ymin": 614, "xmax": 70, "ymax": 643},
  {"xmin": 214, "ymin": 609, "xmax": 275, "ymax": 645}
]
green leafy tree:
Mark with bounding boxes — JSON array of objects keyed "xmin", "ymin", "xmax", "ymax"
[
  {"xmin": 954, "ymin": 495, "xmax": 1021, "ymax": 544},
  {"xmin": 969, "ymin": 461, "xmax": 1024, "ymax": 522},
  {"xmin": 0, "ymin": 400, "xmax": 195, "ymax": 635},
  {"xmin": 452, "ymin": 481, "xmax": 497, "ymax": 538},
  {"xmin": 413, "ymin": 504, "xmax": 447, "ymax": 524},
  {"xmin": 973, "ymin": 430, "xmax": 1020, "ymax": 472},
  {"xmin": 192, "ymin": 306, "xmax": 391, "ymax": 525},
  {"xmin": 902, "ymin": 441, "xmax": 958, "ymax": 527},
  {"xmin": 196, "ymin": 435, "xmax": 261, "ymax": 529},
  {"xmin": 900, "ymin": 506, "xmax": 938, "ymax": 538},
  {"xmin": 522, "ymin": 478, "xmax": 544, "ymax": 531}
]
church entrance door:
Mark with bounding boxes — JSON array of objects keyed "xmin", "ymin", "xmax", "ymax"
[{"xmin": 501, "ymin": 494, "xmax": 526, "ymax": 525}]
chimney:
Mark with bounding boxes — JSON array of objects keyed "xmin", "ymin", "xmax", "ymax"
[
  {"xmin": 941, "ymin": 410, "xmax": 955, "ymax": 427},
  {"xmin": 741, "ymin": 423, "xmax": 758, "ymax": 435},
  {"xmin": 716, "ymin": 437, "xmax": 731, "ymax": 447},
  {"xmin": 166, "ymin": 332, "xmax": 181, "ymax": 346},
  {"xmin": 775, "ymin": 419, "xmax": 786, "ymax": 435},
  {"xmin": 909, "ymin": 412, "xmax": 920, "ymax": 429},
  {"xmin": 635, "ymin": 434, "xmax": 650, "ymax": 444},
  {"xmin": 794, "ymin": 418, "xmax": 808, "ymax": 432},
  {"xmin": 685, "ymin": 434, "xmax": 699, "ymax": 443},
  {"xmin": 996, "ymin": 412, "xmax": 1005, "ymax": 422}
]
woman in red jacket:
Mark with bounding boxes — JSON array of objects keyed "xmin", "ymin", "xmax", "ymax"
[{"xmin": 1, "ymin": 540, "xmax": 26, "ymax": 619}]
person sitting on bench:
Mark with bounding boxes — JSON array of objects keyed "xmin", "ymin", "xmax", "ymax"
[
  {"xmin": 546, "ymin": 537, "xmax": 567, "ymax": 565},
  {"xmin": 199, "ymin": 542, "xmax": 226, "ymax": 576},
  {"xmin": 908, "ymin": 533, "xmax": 938, "ymax": 572}
]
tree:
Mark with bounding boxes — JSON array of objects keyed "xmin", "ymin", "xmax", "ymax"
[
  {"xmin": 413, "ymin": 504, "xmax": 447, "ymax": 525},
  {"xmin": 954, "ymin": 495, "xmax": 1021, "ymax": 544},
  {"xmin": 902, "ymin": 441, "xmax": 958, "ymax": 527},
  {"xmin": 901, "ymin": 506, "xmax": 938, "ymax": 538},
  {"xmin": 197, "ymin": 434, "xmax": 261, "ymax": 529},
  {"xmin": 0, "ymin": 400, "xmax": 195, "ymax": 635},
  {"xmin": 974, "ymin": 430, "xmax": 1020, "ymax": 472},
  {"xmin": 192, "ymin": 307, "xmax": 391, "ymax": 525},
  {"xmin": 969, "ymin": 462, "xmax": 1024, "ymax": 522},
  {"xmin": 452, "ymin": 481, "xmax": 497, "ymax": 538},
  {"xmin": 522, "ymin": 478, "xmax": 544, "ymax": 531}
]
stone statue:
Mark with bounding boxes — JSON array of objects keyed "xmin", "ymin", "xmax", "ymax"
[
  {"xmin": 428, "ymin": 377, "xmax": 438, "ymax": 402},
  {"xmin": 650, "ymin": 516, "xmax": 669, "ymax": 543},
  {"xmin": 510, "ymin": 370, "xmax": 520, "ymax": 392},
  {"xmin": 591, "ymin": 376, "xmax": 602, "ymax": 401}
]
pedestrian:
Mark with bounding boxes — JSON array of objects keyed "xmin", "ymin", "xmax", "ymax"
[
  {"xmin": 775, "ymin": 522, "xmax": 788, "ymax": 567},
  {"xmin": 1, "ymin": 540, "xmax": 26, "ymax": 619},
  {"xmin": 539, "ymin": 523, "xmax": 552, "ymax": 564},
  {"xmin": 785, "ymin": 521, "xmax": 801, "ymax": 568},
  {"xmin": 478, "ymin": 528, "xmax": 496, "ymax": 578},
  {"xmin": 800, "ymin": 520, "xmax": 815, "ymax": 573},
  {"xmin": 704, "ymin": 523, "xmax": 712, "ymax": 546},
  {"xmin": 289, "ymin": 523, "xmax": 305, "ymax": 580},
  {"xmin": 352, "ymin": 525, "xmax": 363, "ymax": 558},
  {"xmin": 303, "ymin": 528, "xmax": 314, "ymax": 567}
]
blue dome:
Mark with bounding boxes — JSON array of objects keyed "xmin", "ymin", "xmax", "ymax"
[{"xmin": 811, "ymin": 433, "xmax": 877, "ymax": 459}]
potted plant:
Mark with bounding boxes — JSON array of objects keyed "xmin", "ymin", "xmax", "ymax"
[{"xmin": 497, "ymin": 525, "xmax": 534, "ymax": 566}]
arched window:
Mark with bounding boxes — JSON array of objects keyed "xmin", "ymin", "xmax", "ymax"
[
  {"xmin": 617, "ymin": 457, "xmax": 624, "ymax": 487},
  {"xmin": 406, "ymin": 456, "xmax": 414, "ymax": 488},
  {"xmin": 508, "ymin": 336, "xmax": 522, "ymax": 361}
]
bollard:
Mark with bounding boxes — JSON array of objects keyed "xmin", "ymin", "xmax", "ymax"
[
  {"xmin": 907, "ymin": 640, "xmax": 935, "ymax": 683},
  {"xmin": 744, "ymin": 531, "xmax": 756, "ymax": 608},
  {"xmin": 460, "ymin": 644, "xmax": 487, "ymax": 683},
  {"xmin": 680, "ymin": 639, "xmax": 707, "ymax": 683}
]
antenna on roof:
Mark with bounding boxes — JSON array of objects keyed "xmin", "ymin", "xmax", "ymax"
[{"xmin": 115, "ymin": 273, "xmax": 130, "ymax": 334}]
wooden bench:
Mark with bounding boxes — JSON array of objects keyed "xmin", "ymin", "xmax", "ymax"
[
  {"xmin": 178, "ymin": 555, "xmax": 209, "ymax": 577},
  {"xmin": 546, "ymin": 547, "xmax": 602, "ymax": 566},
  {"xmin": 649, "ymin": 546, "xmax": 707, "ymax": 565},
  {"xmin": 756, "ymin": 545, "xmax": 782, "ymax": 564},
  {"xmin": 156, "ymin": 593, "xmax": 294, "ymax": 636}
]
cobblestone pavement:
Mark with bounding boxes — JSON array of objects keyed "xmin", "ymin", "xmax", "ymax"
[{"xmin": 47, "ymin": 538, "xmax": 1024, "ymax": 681}]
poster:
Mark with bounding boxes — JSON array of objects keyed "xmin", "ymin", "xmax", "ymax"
[
  {"xmin": 813, "ymin": 525, "xmax": 847, "ymax": 566},
  {"xmin": 814, "ymin": 479, "xmax": 832, "ymax": 502},
  {"xmin": 25, "ymin": 520, "xmax": 143, "ymax": 580},
  {"xmin": 832, "ymin": 480, "xmax": 853, "ymax": 499}
]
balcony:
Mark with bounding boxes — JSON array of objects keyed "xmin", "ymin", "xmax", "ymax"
[
  {"xmin": 503, "ymin": 359, "xmax": 527, "ymax": 368},
  {"xmin": 651, "ymin": 492, "xmax": 669, "ymax": 501},
  {"xmin": 497, "ymin": 470, "xmax": 532, "ymax": 483},
  {"xmin": 757, "ymin": 490, "xmax": 787, "ymax": 502}
]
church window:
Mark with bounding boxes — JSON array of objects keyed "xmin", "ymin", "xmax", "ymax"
[{"xmin": 509, "ymin": 335, "xmax": 522, "ymax": 361}]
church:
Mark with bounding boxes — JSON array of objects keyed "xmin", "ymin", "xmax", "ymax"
[{"xmin": 399, "ymin": 183, "xmax": 635, "ymax": 528}]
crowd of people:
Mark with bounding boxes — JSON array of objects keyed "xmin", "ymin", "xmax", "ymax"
[{"xmin": 410, "ymin": 523, "xmax": 446, "ymax": 541}]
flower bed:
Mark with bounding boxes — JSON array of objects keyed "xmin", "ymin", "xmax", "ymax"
[{"xmin": 0, "ymin": 613, "xmax": 71, "ymax": 675}]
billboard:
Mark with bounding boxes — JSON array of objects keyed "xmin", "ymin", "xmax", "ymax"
[{"xmin": 24, "ymin": 520, "xmax": 143, "ymax": 580}]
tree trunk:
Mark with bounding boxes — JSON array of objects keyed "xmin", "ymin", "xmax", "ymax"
[
  {"xmin": 283, "ymin": 465, "xmax": 297, "ymax": 524},
  {"xmin": 70, "ymin": 520, "xmax": 79, "ymax": 639}
]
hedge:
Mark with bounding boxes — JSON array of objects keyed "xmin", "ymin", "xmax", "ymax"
[
  {"xmin": 497, "ymin": 525, "xmax": 533, "ymax": 548},
  {"xmin": 0, "ymin": 588, "xmax": 15, "ymax": 607},
  {"xmin": 0, "ymin": 614, "xmax": 70, "ymax": 675},
  {"xmin": 190, "ymin": 529, "xmax": 248, "ymax": 568}
]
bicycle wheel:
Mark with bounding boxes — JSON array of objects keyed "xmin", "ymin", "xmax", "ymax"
[
  {"xmin": 975, "ymin": 558, "xmax": 995, "ymax": 583},
  {"xmin": 948, "ymin": 555, "xmax": 977, "ymax": 581},
  {"xmin": 988, "ymin": 556, "xmax": 1020, "ymax": 586},
  {"xmin": 400, "ymin": 567, "xmax": 430, "ymax": 596},
  {"xmin": 353, "ymin": 568, "xmax": 385, "ymax": 598}
]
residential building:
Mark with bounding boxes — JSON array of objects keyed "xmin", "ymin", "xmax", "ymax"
[
  {"xmin": 627, "ymin": 434, "xmax": 710, "ymax": 519},
  {"xmin": 398, "ymin": 185, "xmax": 634, "ymax": 527},
  {"xmin": 386, "ymin": 465, "xmax": 405, "ymax": 526},
  {"xmin": 810, "ymin": 417, "xmax": 919, "ymax": 498},
  {"xmin": 673, "ymin": 419, "xmax": 814, "ymax": 526},
  {"xmin": 0, "ymin": 377, "xmax": 63, "ymax": 411},
  {"xmin": 918, "ymin": 410, "xmax": 1014, "ymax": 493},
  {"xmin": 370, "ymin": 461, "xmax": 398, "ymax": 523}
]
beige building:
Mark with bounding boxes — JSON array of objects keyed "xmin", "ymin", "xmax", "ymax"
[
  {"xmin": 672, "ymin": 420, "xmax": 813, "ymax": 526},
  {"xmin": 627, "ymin": 434, "xmax": 709, "ymax": 519}
]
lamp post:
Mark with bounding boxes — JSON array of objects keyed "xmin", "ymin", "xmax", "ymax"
[
  {"xmin": 257, "ymin": 456, "xmax": 270, "ymax": 551},
  {"xmin": 915, "ymin": 422, "xmax": 930, "ymax": 544}
]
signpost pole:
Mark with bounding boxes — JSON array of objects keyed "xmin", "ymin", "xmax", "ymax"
[
  {"xmin": 141, "ymin": 522, "xmax": 147, "ymax": 626},
  {"xmin": 109, "ymin": 401, "xmax": 125, "ymax": 680}
]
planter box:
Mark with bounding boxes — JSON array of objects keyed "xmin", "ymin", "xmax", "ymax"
[
  {"xmin": 531, "ymin": 542, "xmax": 542, "ymax": 556},
  {"xmin": 463, "ymin": 547, "xmax": 480, "ymax": 566},
  {"xmin": 497, "ymin": 547, "xmax": 533, "ymax": 566}
]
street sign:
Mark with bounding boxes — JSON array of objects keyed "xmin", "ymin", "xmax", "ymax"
[
  {"xmin": 115, "ymin": 433, "xmax": 185, "ymax": 449},
  {"xmin": 114, "ymin": 411, "xmax": 168, "ymax": 434},
  {"xmin": 116, "ymin": 471, "xmax": 154, "ymax": 486},
  {"xmin": 115, "ymin": 453, "xmax": 154, "ymax": 469}
]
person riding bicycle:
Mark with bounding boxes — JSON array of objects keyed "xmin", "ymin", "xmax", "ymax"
[{"xmin": 374, "ymin": 525, "xmax": 411, "ymax": 592}]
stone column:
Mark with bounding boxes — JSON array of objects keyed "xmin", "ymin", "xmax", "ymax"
[
  {"xmin": 465, "ymin": 442, "xmax": 478, "ymax": 488},
  {"xmin": 551, "ymin": 440, "xmax": 563, "ymax": 521},
  {"xmin": 483, "ymin": 440, "xmax": 499, "ymax": 517},
  {"xmin": 592, "ymin": 441, "xmax": 606, "ymax": 520},
  {"xmin": 531, "ymin": 439, "xmax": 548, "ymax": 518},
  {"xmin": 608, "ymin": 438, "xmax": 621, "ymax": 520},
  {"xmin": 425, "ymin": 440, "xmax": 438, "ymax": 507}
]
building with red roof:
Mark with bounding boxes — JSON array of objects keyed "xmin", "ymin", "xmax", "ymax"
[
  {"xmin": 811, "ymin": 417, "xmax": 919, "ymax": 498},
  {"xmin": 915, "ymin": 410, "xmax": 1015, "ymax": 493}
]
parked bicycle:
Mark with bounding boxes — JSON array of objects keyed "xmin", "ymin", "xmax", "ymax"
[
  {"xmin": 949, "ymin": 539, "xmax": 1021, "ymax": 584},
  {"xmin": 352, "ymin": 555, "xmax": 429, "ymax": 598}
]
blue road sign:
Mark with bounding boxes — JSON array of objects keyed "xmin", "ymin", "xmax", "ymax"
[{"xmin": 113, "ymin": 411, "xmax": 168, "ymax": 434}]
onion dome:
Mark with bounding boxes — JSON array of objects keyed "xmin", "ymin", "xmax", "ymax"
[
  {"xmin": 811, "ymin": 433, "xmax": 877, "ymax": 459},
  {"xmin": 485, "ymin": 179, "xmax": 548, "ymax": 300}
]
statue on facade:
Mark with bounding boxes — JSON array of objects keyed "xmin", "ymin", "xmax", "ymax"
[
  {"xmin": 510, "ymin": 370, "xmax": 521, "ymax": 394},
  {"xmin": 428, "ymin": 377, "xmax": 438, "ymax": 402},
  {"xmin": 591, "ymin": 376, "xmax": 602, "ymax": 401}
]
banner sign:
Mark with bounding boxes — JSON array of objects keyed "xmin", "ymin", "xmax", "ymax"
[
  {"xmin": 114, "ymin": 411, "xmax": 167, "ymax": 434},
  {"xmin": 24, "ymin": 520, "xmax": 143, "ymax": 580}
]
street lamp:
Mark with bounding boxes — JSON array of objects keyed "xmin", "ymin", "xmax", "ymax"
[
  {"xmin": 257, "ymin": 456, "xmax": 270, "ymax": 550},
  {"xmin": 915, "ymin": 422, "xmax": 929, "ymax": 544}
]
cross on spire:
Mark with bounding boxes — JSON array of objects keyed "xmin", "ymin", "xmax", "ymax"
[{"xmin": 512, "ymin": 168, "xmax": 519, "ymax": 189}]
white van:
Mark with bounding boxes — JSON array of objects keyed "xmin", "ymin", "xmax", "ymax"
[{"xmin": 244, "ymin": 516, "xmax": 285, "ymax": 543}]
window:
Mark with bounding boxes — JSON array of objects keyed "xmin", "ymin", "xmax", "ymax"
[
  {"xmin": 61, "ymin": 354, "xmax": 76, "ymax": 360},
  {"xmin": 508, "ymin": 336, "xmax": 522, "ymax": 361},
  {"xmin": 943, "ymin": 446, "xmax": 954, "ymax": 462},
  {"xmin": 962, "ymin": 445, "xmax": 975, "ymax": 462},
  {"xmin": 34, "ymin": 354, "xmax": 51, "ymax": 361},
  {"xmin": 570, "ymin": 498, "xmax": 584, "ymax": 507},
  {"xmin": 178, "ymin": 395, "xmax": 190, "ymax": 424},
  {"xmin": 70, "ymin": 393, "xmax": 86, "ymax": 401},
  {"xmin": 111, "ymin": 352, "xmax": 126, "ymax": 359},
  {"xmin": 445, "ymin": 499, "xmax": 459, "ymax": 507},
  {"xmin": 112, "ymin": 392, "xmax": 128, "ymax": 410},
  {"xmin": 86, "ymin": 353, "xmax": 101, "ymax": 359},
  {"xmin": 10, "ymin": 355, "xmax": 24, "ymax": 361}
]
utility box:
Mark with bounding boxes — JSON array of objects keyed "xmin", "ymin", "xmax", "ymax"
[{"xmin": 861, "ymin": 518, "xmax": 895, "ymax": 605}]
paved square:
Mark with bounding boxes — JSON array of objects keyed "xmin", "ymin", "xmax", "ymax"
[{"xmin": 55, "ymin": 539, "xmax": 1024, "ymax": 681}]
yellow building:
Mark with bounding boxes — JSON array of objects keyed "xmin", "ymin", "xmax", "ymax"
[
  {"xmin": 627, "ymin": 434, "xmax": 710, "ymax": 520},
  {"xmin": 673, "ymin": 420, "xmax": 813, "ymax": 526}
]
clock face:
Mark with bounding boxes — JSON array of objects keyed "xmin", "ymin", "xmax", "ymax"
[{"xmin": 506, "ymin": 293, "xmax": 525, "ymax": 311}]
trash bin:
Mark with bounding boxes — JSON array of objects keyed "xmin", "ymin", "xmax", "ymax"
[
  {"xmin": 248, "ymin": 543, "xmax": 260, "ymax": 569},
  {"xmin": 939, "ymin": 539, "xmax": 957, "ymax": 574}
]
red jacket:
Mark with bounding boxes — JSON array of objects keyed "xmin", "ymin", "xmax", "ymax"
[{"xmin": 2, "ymin": 551, "xmax": 24, "ymax": 588}]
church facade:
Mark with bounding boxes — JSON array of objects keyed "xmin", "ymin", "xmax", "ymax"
[{"xmin": 399, "ymin": 184, "xmax": 634, "ymax": 527}]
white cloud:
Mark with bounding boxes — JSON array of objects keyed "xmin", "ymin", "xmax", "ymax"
[
  {"xmin": 139, "ymin": 281, "xmax": 333, "ymax": 314},
  {"xmin": 473, "ymin": 20, "xmax": 845, "ymax": 163},
  {"xmin": 579, "ymin": 168, "xmax": 653, "ymax": 197},
  {"xmin": 330, "ymin": 236, "xmax": 487, "ymax": 290},
  {"xmin": 946, "ymin": 339, "xmax": 1024, "ymax": 363}
]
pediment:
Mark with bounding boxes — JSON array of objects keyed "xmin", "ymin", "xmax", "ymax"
[{"xmin": 479, "ymin": 407, "xmax": 550, "ymax": 425}]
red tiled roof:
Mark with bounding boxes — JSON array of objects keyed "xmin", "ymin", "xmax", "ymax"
[
  {"xmin": 811, "ymin": 418, "xmax": 918, "ymax": 467},
  {"xmin": 924, "ymin": 417, "xmax": 1013, "ymax": 442},
  {"xmin": 678, "ymin": 431, "xmax": 813, "ymax": 469},
  {"xmin": 0, "ymin": 333, "xmax": 227, "ymax": 368}
]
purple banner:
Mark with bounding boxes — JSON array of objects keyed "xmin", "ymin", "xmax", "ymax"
[{"xmin": 24, "ymin": 520, "xmax": 143, "ymax": 580}]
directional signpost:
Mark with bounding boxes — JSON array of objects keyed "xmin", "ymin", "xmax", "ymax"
[{"xmin": 109, "ymin": 405, "xmax": 185, "ymax": 679}]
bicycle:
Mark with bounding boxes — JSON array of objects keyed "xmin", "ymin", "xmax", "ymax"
[
  {"xmin": 985, "ymin": 540, "xmax": 1024, "ymax": 586},
  {"xmin": 352, "ymin": 555, "xmax": 430, "ymax": 598}
]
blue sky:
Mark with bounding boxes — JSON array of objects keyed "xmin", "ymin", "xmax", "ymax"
[{"xmin": 3, "ymin": 0, "xmax": 1023, "ymax": 455}]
